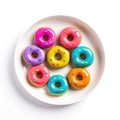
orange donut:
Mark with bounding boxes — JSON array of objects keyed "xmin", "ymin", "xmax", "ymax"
[{"xmin": 68, "ymin": 68, "xmax": 90, "ymax": 89}]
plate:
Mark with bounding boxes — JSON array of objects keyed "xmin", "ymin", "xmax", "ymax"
[{"xmin": 14, "ymin": 15, "xmax": 105, "ymax": 105}]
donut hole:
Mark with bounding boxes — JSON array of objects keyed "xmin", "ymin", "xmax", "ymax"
[
  {"xmin": 76, "ymin": 75, "xmax": 83, "ymax": 80},
  {"xmin": 31, "ymin": 52, "xmax": 38, "ymax": 58},
  {"xmin": 36, "ymin": 71, "xmax": 43, "ymax": 78},
  {"xmin": 67, "ymin": 34, "xmax": 74, "ymax": 41},
  {"xmin": 43, "ymin": 34, "xmax": 49, "ymax": 41},
  {"xmin": 55, "ymin": 82, "xmax": 61, "ymax": 88},
  {"xmin": 55, "ymin": 53, "xmax": 62, "ymax": 60},
  {"xmin": 80, "ymin": 53, "xmax": 86, "ymax": 60}
]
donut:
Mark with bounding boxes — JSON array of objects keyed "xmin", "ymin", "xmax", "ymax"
[
  {"xmin": 28, "ymin": 65, "xmax": 50, "ymax": 87},
  {"xmin": 60, "ymin": 27, "xmax": 82, "ymax": 49},
  {"xmin": 47, "ymin": 75, "xmax": 69, "ymax": 96},
  {"xmin": 35, "ymin": 27, "xmax": 56, "ymax": 48},
  {"xmin": 47, "ymin": 45, "xmax": 70, "ymax": 68},
  {"xmin": 71, "ymin": 46, "xmax": 94, "ymax": 67},
  {"xmin": 68, "ymin": 68, "xmax": 90, "ymax": 89},
  {"xmin": 23, "ymin": 45, "xmax": 45, "ymax": 66}
]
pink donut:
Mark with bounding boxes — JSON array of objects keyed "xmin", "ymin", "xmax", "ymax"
[
  {"xmin": 35, "ymin": 28, "xmax": 56, "ymax": 48},
  {"xmin": 28, "ymin": 65, "xmax": 50, "ymax": 87},
  {"xmin": 60, "ymin": 27, "xmax": 82, "ymax": 49}
]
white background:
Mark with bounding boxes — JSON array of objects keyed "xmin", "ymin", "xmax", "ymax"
[{"xmin": 0, "ymin": 0, "xmax": 120, "ymax": 120}]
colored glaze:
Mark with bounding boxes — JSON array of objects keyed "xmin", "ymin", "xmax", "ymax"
[
  {"xmin": 47, "ymin": 75, "xmax": 69, "ymax": 96},
  {"xmin": 28, "ymin": 65, "xmax": 50, "ymax": 87},
  {"xmin": 68, "ymin": 68, "xmax": 90, "ymax": 89},
  {"xmin": 71, "ymin": 46, "xmax": 94, "ymax": 67},
  {"xmin": 60, "ymin": 27, "xmax": 82, "ymax": 49},
  {"xmin": 23, "ymin": 45, "xmax": 45, "ymax": 66},
  {"xmin": 35, "ymin": 27, "xmax": 56, "ymax": 48},
  {"xmin": 47, "ymin": 45, "xmax": 70, "ymax": 68}
]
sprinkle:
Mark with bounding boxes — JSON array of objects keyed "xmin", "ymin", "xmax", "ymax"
[
  {"xmin": 84, "ymin": 49, "xmax": 87, "ymax": 51},
  {"xmin": 80, "ymin": 82, "xmax": 83, "ymax": 85},
  {"xmin": 50, "ymin": 88, "xmax": 52, "ymax": 91},
  {"xmin": 74, "ymin": 82, "xmax": 77, "ymax": 86},
  {"xmin": 85, "ymin": 75, "xmax": 88, "ymax": 78},
  {"xmin": 38, "ymin": 58, "xmax": 42, "ymax": 61},
  {"xmin": 50, "ymin": 58, "xmax": 52, "ymax": 61},
  {"xmin": 81, "ymin": 62, "xmax": 84, "ymax": 64},
  {"xmin": 30, "ymin": 48, "xmax": 32, "ymax": 51},
  {"xmin": 56, "ymin": 90, "xmax": 60, "ymax": 93},
  {"xmin": 49, "ymin": 41, "xmax": 52, "ymax": 44},
  {"xmin": 72, "ymin": 73, "xmax": 74, "ymax": 75},
  {"xmin": 36, "ymin": 69, "xmax": 39, "ymax": 72},
  {"xmin": 85, "ymin": 62, "xmax": 88, "ymax": 64},
  {"xmin": 32, "ymin": 79, "xmax": 36, "ymax": 82},
  {"xmin": 49, "ymin": 80, "xmax": 52, "ymax": 82},
  {"xmin": 43, "ymin": 80, "xmax": 46, "ymax": 83},
  {"xmin": 82, "ymin": 71, "xmax": 84, "ymax": 74},
  {"xmin": 54, "ymin": 77, "xmax": 56, "ymax": 80},
  {"xmin": 46, "ymin": 43, "xmax": 48, "ymax": 46},
  {"xmin": 37, "ymin": 49, "xmax": 39, "ymax": 52},
  {"xmin": 32, "ymin": 72, "xmax": 34, "ymax": 74},
  {"xmin": 57, "ymin": 64, "xmax": 59, "ymax": 66},
  {"xmin": 57, "ymin": 49, "xmax": 60, "ymax": 52},
  {"xmin": 74, "ymin": 30, "xmax": 78, "ymax": 33},
  {"xmin": 75, "ymin": 31, "xmax": 79, "ymax": 37},
  {"xmin": 64, "ymin": 32, "xmax": 67, "ymax": 34},
  {"xmin": 46, "ymin": 72, "xmax": 48, "ymax": 75},
  {"xmin": 63, "ymin": 60, "xmax": 66, "ymax": 62},
  {"xmin": 72, "ymin": 56, "xmax": 77, "ymax": 60}
]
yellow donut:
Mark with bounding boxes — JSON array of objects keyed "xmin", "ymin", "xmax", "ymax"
[{"xmin": 47, "ymin": 45, "xmax": 70, "ymax": 68}]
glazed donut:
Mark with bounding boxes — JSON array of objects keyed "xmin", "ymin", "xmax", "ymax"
[
  {"xmin": 71, "ymin": 46, "xmax": 94, "ymax": 67},
  {"xmin": 47, "ymin": 75, "xmax": 69, "ymax": 96},
  {"xmin": 68, "ymin": 68, "xmax": 90, "ymax": 89},
  {"xmin": 35, "ymin": 27, "xmax": 56, "ymax": 48},
  {"xmin": 60, "ymin": 27, "xmax": 82, "ymax": 49},
  {"xmin": 23, "ymin": 45, "xmax": 45, "ymax": 66},
  {"xmin": 28, "ymin": 65, "xmax": 50, "ymax": 87},
  {"xmin": 47, "ymin": 45, "xmax": 70, "ymax": 68}
]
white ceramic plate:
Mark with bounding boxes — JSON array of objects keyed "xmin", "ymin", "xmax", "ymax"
[{"xmin": 14, "ymin": 16, "xmax": 105, "ymax": 105}]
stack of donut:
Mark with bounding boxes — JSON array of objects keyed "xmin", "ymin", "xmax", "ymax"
[{"xmin": 23, "ymin": 27, "xmax": 94, "ymax": 96}]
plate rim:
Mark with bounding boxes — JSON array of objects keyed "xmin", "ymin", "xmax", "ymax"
[{"xmin": 14, "ymin": 15, "xmax": 105, "ymax": 105}]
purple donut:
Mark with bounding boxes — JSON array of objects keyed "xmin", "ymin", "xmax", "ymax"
[
  {"xmin": 35, "ymin": 28, "xmax": 56, "ymax": 48},
  {"xmin": 23, "ymin": 45, "xmax": 45, "ymax": 65}
]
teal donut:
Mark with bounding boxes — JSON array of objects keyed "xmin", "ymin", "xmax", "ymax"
[
  {"xmin": 71, "ymin": 46, "xmax": 94, "ymax": 67},
  {"xmin": 47, "ymin": 75, "xmax": 69, "ymax": 96}
]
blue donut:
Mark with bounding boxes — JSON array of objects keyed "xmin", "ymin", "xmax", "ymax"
[
  {"xmin": 47, "ymin": 75, "xmax": 69, "ymax": 96},
  {"xmin": 71, "ymin": 46, "xmax": 94, "ymax": 67}
]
